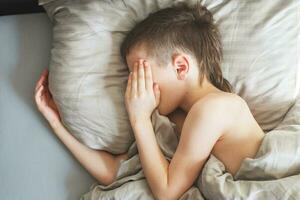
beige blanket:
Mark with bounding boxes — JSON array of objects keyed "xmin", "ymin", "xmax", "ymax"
[{"xmin": 80, "ymin": 98, "xmax": 300, "ymax": 200}]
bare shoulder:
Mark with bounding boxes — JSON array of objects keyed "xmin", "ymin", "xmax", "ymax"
[
  {"xmin": 196, "ymin": 92, "xmax": 247, "ymax": 112},
  {"xmin": 191, "ymin": 92, "xmax": 248, "ymax": 128},
  {"xmin": 199, "ymin": 92, "xmax": 245, "ymax": 106}
]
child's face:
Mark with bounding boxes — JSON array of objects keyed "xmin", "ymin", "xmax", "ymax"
[{"xmin": 125, "ymin": 43, "xmax": 187, "ymax": 116}]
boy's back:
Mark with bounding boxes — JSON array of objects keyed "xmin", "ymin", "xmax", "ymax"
[{"xmin": 168, "ymin": 92, "xmax": 265, "ymax": 176}]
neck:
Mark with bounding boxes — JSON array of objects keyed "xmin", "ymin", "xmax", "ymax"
[{"xmin": 179, "ymin": 77, "xmax": 222, "ymax": 113}]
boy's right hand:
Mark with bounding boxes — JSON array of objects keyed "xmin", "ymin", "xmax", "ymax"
[{"xmin": 34, "ymin": 68, "xmax": 61, "ymax": 127}]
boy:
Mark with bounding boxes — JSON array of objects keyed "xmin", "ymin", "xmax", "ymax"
[
  {"xmin": 34, "ymin": 2, "xmax": 265, "ymax": 200},
  {"xmin": 121, "ymin": 2, "xmax": 264, "ymax": 200}
]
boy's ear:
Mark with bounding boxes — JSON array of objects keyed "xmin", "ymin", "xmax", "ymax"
[{"xmin": 172, "ymin": 53, "xmax": 190, "ymax": 80}]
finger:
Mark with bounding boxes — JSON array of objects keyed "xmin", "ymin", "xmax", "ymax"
[
  {"xmin": 34, "ymin": 83, "xmax": 44, "ymax": 98},
  {"xmin": 125, "ymin": 72, "xmax": 132, "ymax": 97},
  {"xmin": 35, "ymin": 76, "xmax": 44, "ymax": 91},
  {"xmin": 154, "ymin": 83, "xmax": 161, "ymax": 104},
  {"xmin": 41, "ymin": 85, "xmax": 48, "ymax": 96},
  {"xmin": 47, "ymin": 86, "xmax": 53, "ymax": 98},
  {"xmin": 42, "ymin": 68, "xmax": 48, "ymax": 76},
  {"xmin": 144, "ymin": 60, "xmax": 153, "ymax": 91},
  {"xmin": 35, "ymin": 85, "xmax": 44, "ymax": 105},
  {"xmin": 43, "ymin": 69, "xmax": 49, "ymax": 84},
  {"xmin": 35, "ymin": 69, "xmax": 48, "ymax": 91},
  {"xmin": 131, "ymin": 61, "xmax": 138, "ymax": 95},
  {"xmin": 41, "ymin": 68, "xmax": 49, "ymax": 86},
  {"xmin": 45, "ymin": 90, "xmax": 51, "ymax": 100},
  {"xmin": 138, "ymin": 59, "xmax": 145, "ymax": 93}
]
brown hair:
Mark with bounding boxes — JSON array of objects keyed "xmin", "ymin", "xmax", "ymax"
[{"xmin": 120, "ymin": 2, "xmax": 233, "ymax": 93}]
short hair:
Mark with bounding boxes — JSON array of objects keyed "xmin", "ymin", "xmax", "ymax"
[{"xmin": 120, "ymin": 2, "xmax": 233, "ymax": 93}]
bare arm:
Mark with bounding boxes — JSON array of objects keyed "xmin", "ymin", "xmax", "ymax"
[
  {"xmin": 50, "ymin": 122, "xmax": 128, "ymax": 186},
  {"xmin": 132, "ymin": 99, "xmax": 226, "ymax": 200},
  {"xmin": 34, "ymin": 68, "xmax": 128, "ymax": 187}
]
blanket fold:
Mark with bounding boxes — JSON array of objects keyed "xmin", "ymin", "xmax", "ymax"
[{"xmin": 81, "ymin": 108, "xmax": 300, "ymax": 200}]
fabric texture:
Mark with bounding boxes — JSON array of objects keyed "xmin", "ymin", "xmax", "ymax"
[
  {"xmin": 197, "ymin": 97, "xmax": 300, "ymax": 199},
  {"xmin": 40, "ymin": 0, "xmax": 299, "ymax": 155},
  {"xmin": 39, "ymin": 0, "xmax": 300, "ymax": 199}
]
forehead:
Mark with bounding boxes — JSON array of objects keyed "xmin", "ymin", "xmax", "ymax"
[{"xmin": 126, "ymin": 43, "xmax": 150, "ymax": 71}]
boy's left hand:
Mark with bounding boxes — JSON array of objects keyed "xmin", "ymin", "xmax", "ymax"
[
  {"xmin": 34, "ymin": 68, "xmax": 61, "ymax": 127},
  {"xmin": 125, "ymin": 59, "xmax": 160, "ymax": 124}
]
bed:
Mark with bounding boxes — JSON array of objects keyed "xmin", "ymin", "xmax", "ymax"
[
  {"xmin": 0, "ymin": 13, "xmax": 96, "ymax": 200},
  {"xmin": 1, "ymin": 0, "xmax": 300, "ymax": 199}
]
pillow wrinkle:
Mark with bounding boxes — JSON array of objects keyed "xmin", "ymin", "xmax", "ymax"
[{"xmin": 41, "ymin": 0, "xmax": 299, "ymax": 153}]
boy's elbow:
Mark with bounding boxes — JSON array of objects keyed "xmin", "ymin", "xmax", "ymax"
[
  {"xmin": 155, "ymin": 188, "xmax": 183, "ymax": 200},
  {"xmin": 155, "ymin": 188, "xmax": 179, "ymax": 200},
  {"xmin": 96, "ymin": 172, "xmax": 115, "ymax": 186},
  {"xmin": 156, "ymin": 193, "xmax": 177, "ymax": 200},
  {"xmin": 155, "ymin": 192, "xmax": 169, "ymax": 200},
  {"xmin": 99, "ymin": 154, "xmax": 125, "ymax": 186}
]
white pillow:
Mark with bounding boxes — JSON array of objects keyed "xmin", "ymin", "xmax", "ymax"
[
  {"xmin": 208, "ymin": 0, "xmax": 299, "ymax": 131},
  {"xmin": 39, "ymin": 0, "xmax": 299, "ymax": 154}
]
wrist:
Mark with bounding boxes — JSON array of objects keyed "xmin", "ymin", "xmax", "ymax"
[
  {"xmin": 49, "ymin": 120, "xmax": 62, "ymax": 130},
  {"xmin": 130, "ymin": 116, "xmax": 151, "ymax": 127}
]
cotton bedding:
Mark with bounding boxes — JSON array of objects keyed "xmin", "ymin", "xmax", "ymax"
[
  {"xmin": 80, "ymin": 99, "xmax": 300, "ymax": 200},
  {"xmin": 38, "ymin": 0, "xmax": 300, "ymax": 199},
  {"xmin": 39, "ymin": 0, "xmax": 299, "ymax": 154}
]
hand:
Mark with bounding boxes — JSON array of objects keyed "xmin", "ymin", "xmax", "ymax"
[
  {"xmin": 125, "ymin": 59, "xmax": 160, "ymax": 124},
  {"xmin": 34, "ymin": 68, "xmax": 61, "ymax": 126}
]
